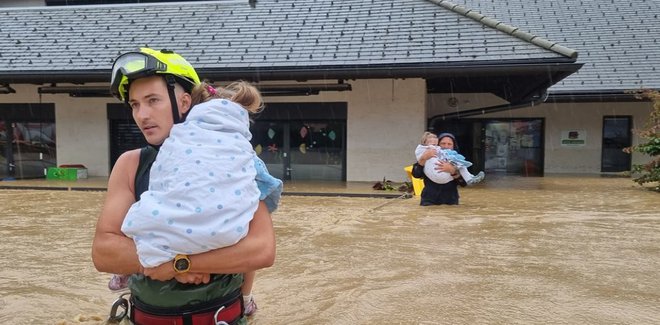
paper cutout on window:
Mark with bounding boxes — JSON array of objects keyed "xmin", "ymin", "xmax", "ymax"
[
  {"xmin": 328, "ymin": 130, "xmax": 336, "ymax": 141},
  {"xmin": 254, "ymin": 144, "xmax": 262, "ymax": 155},
  {"xmin": 299, "ymin": 143, "xmax": 307, "ymax": 154},
  {"xmin": 300, "ymin": 126, "xmax": 308, "ymax": 139},
  {"xmin": 268, "ymin": 128, "xmax": 275, "ymax": 139},
  {"xmin": 268, "ymin": 143, "xmax": 278, "ymax": 153}
]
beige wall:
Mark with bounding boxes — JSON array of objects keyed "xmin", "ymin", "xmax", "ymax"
[
  {"xmin": 1, "ymin": 84, "xmax": 110, "ymax": 177},
  {"xmin": 344, "ymin": 79, "xmax": 426, "ymax": 182},
  {"xmin": 49, "ymin": 93, "xmax": 110, "ymax": 177},
  {"xmin": 266, "ymin": 78, "xmax": 427, "ymax": 182},
  {"xmin": 428, "ymin": 93, "xmax": 507, "ymax": 116},
  {"xmin": 429, "ymin": 93, "xmax": 654, "ymax": 174},
  {"xmin": 2, "ymin": 79, "xmax": 427, "ymax": 181},
  {"xmin": 2, "ymin": 82, "xmax": 653, "ymax": 180},
  {"xmin": 541, "ymin": 101, "xmax": 651, "ymax": 173}
]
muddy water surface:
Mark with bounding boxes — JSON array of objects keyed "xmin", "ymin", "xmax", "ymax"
[{"xmin": 0, "ymin": 176, "xmax": 658, "ymax": 324}]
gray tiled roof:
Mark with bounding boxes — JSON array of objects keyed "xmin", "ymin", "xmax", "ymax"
[
  {"xmin": 453, "ymin": 0, "xmax": 660, "ymax": 92},
  {"xmin": 0, "ymin": 0, "xmax": 575, "ymax": 83}
]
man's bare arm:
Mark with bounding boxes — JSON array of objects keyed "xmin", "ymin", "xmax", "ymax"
[
  {"xmin": 91, "ymin": 150, "xmax": 143, "ymax": 275},
  {"xmin": 144, "ymin": 201, "xmax": 276, "ymax": 280},
  {"xmin": 191, "ymin": 201, "xmax": 276, "ymax": 274},
  {"xmin": 94, "ymin": 149, "xmax": 275, "ymax": 278}
]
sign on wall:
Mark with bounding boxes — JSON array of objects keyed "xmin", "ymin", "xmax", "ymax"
[{"xmin": 560, "ymin": 130, "xmax": 586, "ymax": 147}]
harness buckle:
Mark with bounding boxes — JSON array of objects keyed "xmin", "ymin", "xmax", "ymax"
[
  {"xmin": 213, "ymin": 305, "xmax": 229, "ymax": 325},
  {"xmin": 108, "ymin": 292, "xmax": 131, "ymax": 323}
]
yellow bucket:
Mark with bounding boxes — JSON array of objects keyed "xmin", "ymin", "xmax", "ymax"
[{"xmin": 404, "ymin": 165, "xmax": 425, "ymax": 196}]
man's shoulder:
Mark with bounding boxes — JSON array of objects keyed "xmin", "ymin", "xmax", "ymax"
[
  {"xmin": 117, "ymin": 148, "xmax": 142, "ymax": 163},
  {"xmin": 112, "ymin": 148, "xmax": 142, "ymax": 176}
]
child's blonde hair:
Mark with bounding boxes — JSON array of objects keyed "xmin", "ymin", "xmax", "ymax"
[
  {"xmin": 190, "ymin": 80, "xmax": 263, "ymax": 114},
  {"xmin": 420, "ymin": 131, "xmax": 438, "ymax": 145}
]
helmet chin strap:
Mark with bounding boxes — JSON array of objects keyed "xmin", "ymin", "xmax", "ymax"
[{"xmin": 164, "ymin": 75, "xmax": 184, "ymax": 124}]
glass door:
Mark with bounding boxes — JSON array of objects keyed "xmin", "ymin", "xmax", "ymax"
[
  {"xmin": 288, "ymin": 121, "xmax": 344, "ymax": 181},
  {"xmin": 601, "ymin": 116, "xmax": 632, "ymax": 172},
  {"xmin": 251, "ymin": 120, "xmax": 345, "ymax": 181},
  {"xmin": 252, "ymin": 121, "xmax": 286, "ymax": 180},
  {"xmin": 0, "ymin": 120, "xmax": 11, "ymax": 179},
  {"xmin": 484, "ymin": 119, "xmax": 544, "ymax": 176},
  {"xmin": 250, "ymin": 102, "xmax": 347, "ymax": 181}
]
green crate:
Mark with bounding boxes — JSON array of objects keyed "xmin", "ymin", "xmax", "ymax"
[{"xmin": 46, "ymin": 167, "xmax": 78, "ymax": 180}]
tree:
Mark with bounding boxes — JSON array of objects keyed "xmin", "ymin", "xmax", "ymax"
[{"xmin": 625, "ymin": 90, "xmax": 660, "ymax": 192}]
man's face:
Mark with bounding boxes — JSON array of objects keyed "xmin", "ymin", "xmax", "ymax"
[
  {"xmin": 439, "ymin": 137, "xmax": 455, "ymax": 149},
  {"xmin": 127, "ymin": 76, "xmax": 189, "ymax": 146}
]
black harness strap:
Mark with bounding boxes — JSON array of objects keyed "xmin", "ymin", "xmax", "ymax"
[
  {"xmin": 134, "ymin": 146, "xmax": 158, "ymax": 201},
  {"xmin": 164, "ymin": 75, "xmax": 183, "ymax": 124}
]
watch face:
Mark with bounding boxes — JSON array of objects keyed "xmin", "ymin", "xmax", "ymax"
[{"xmin": 175, "ymin": 258, "xmax": 189, "ymax": 271}]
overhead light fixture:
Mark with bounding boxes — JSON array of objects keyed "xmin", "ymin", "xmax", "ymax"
[
  {"xmin": 38, "ymin": 86, "xmax": 111, "ymax": 97},
  {"xmin": 0, "ymin": 84, "xmax": 16, "ymax": 94},
  {"xmin": 244, "ymin": 81, "xmax": 352, "ymax": 97},
  {"xmin": 255, "ymin": 82, "xmax": 352, "ymax": 96}
]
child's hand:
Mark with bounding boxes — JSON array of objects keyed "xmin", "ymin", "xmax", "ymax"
[
  {"xmin": 143, "ymin": 262, "xmax": 176, "ymax": 281},
  {"xmin": 144, "ymin": 263, "xmax": 211, "ymax": 284},
  {"xmin": 174, "ymin": 272, "xmax": 211, "ymax": 285}
]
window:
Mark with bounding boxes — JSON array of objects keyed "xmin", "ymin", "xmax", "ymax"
[{"xmin": 0, "ymin": 104, "xmax": 56, "ymax": 180}]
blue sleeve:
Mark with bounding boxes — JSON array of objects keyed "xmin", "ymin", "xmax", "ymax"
[
  {"xmin": 445, "ymin": 149, "xmax": 472, "ymax": 167},
  {"xmin": 254, "ymin": 156, "xmax": 283, "ymax": 213}
]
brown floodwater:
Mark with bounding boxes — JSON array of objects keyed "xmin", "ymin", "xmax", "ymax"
[{"xmin": 1, "ymin": 176, "xmax": 659, "ymax": 324}]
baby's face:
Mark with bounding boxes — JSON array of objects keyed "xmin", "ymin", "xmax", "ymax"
[{"xmin": 425, "ymin": 137, "xmax": 439, "ymax": 146}]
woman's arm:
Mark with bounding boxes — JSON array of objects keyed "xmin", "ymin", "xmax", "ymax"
[
  {"xmin": 416, "ymin": 148, "xmax": 436, "ymax": 166},
  {"xmin": 435, "ymin": 160, "xmax": 458, "ymax": 175}
]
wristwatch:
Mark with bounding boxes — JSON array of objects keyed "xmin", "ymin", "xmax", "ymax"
[{"xmin": 173, "ymin": 254, "xmax": 191, "ymax": 273}]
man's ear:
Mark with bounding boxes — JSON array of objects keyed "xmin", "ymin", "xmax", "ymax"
[{"xmin": 179, "ymin": 92, "xmax": 192, "ymax": 114}]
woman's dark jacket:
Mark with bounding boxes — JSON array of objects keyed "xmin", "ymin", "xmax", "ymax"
[{"xmin": 411, "ymin": 162, "xmax": 460, "ymax": 205}]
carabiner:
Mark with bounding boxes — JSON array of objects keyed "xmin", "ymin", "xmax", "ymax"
[
  {"xmin": 213, "ymin": 305, "xmax": 229, "ymax": 325},
  {"xmin": 107, "ymin": 292, "xmax": 131, "ymax": 323}
]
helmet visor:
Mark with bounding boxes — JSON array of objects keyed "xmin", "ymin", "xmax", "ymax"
[{"xmin": 110, "ymin": 52, "xmax": 167, "ymax": 100}]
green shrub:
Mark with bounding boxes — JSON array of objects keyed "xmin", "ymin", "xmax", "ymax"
[{"xmin": 625, "ymin": 90, "xmax": 660, "ymax": 192}]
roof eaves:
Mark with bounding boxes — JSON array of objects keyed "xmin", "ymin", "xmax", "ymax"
[
  {"xmin": 0, "ymin": 60, "xmax": 582, "ymax": 84},
  {"xmin": 425, "ymin": 0, "xmax": 578, "ymax": 60}
]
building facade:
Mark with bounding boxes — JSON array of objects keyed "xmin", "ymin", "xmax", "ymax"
[{"xmin": 0, "ymin": 0, "xmax": 657, "ymax": 182}]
